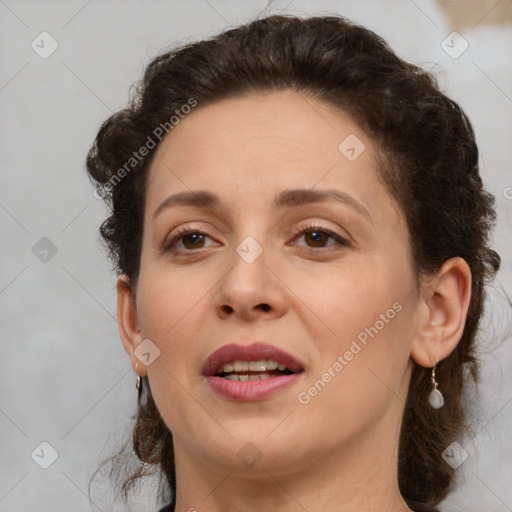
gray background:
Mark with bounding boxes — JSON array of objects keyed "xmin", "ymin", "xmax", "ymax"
[{"xmin": 1, "ymin": 1, "xmax": 511, "ymax": 511}]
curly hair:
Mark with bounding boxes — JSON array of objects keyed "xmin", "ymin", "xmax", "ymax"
[{"xmin": 86, "ymin": 14, "xmax": 500, "ymax": 511}]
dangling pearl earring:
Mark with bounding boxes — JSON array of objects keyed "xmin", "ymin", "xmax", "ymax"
[{"xmin": 428, "ymin": 363, "xmax": 444, "ymax": 409}]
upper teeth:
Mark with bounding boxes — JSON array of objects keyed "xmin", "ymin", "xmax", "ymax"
[{"xmin": 220, "ymin": 359, "xmax": 287, "ymax": 373}]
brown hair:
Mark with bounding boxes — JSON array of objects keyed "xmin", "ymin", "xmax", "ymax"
[{"xmin": 86, "ymin": 14, "xmax": 500, "ymax": 511}]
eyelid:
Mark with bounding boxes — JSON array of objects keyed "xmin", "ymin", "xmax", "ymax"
[
  {"xmin": 162, "ymin": 223, "xmax": 216, "ymax": 251},
  {"xmin": 289, "ymin": 221, "xmax": 351, "ymax": 247}
]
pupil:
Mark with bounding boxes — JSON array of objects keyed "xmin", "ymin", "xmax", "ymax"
[
  {"xmin": 184, "ymin": 233, "xmax": 204, "ymax": 249},
  {"xmin": 306, "ymin": 231, "xmax": 326, "ymax": 247}
]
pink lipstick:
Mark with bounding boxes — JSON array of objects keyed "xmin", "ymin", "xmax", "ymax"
[{"xmin": 202, "ymin": 342, "xmax": 305, "ymax": 401}]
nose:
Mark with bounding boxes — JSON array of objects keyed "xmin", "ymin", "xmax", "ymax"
[{"xmin": 213, "ymin": 244, "xmax": 288, "ymax": 322}]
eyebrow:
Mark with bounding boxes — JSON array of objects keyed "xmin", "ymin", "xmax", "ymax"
[{"xmin": 152, "ymin": 188, "xmax": 372, "ymax": 223}]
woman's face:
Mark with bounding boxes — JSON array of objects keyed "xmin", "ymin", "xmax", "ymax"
[{"xmin": 130, "ymin": 90, "xmax": 422, "ymax": 475}]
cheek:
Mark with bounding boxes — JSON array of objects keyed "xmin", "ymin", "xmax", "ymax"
[
  {"xmin": 294, "ymin": 313, "xmax": 412, "ymax": 447},
  {"xmin": 291, "ymin": 263, "xmax": 413, "ymax": 408},
  {"xmin": 135, "ymin": 264, "xmax": 212, "ymax": 378},
  {"xmin": 289, "ymin": 258, "xmax": 409, "ymax": 344},
  {"xmin": 135, "ymin": 269, "xmax": 212, "ymax": 434},
  {"xmin": 137, "ymin": 259, "xmax": 207, "ymax": 335}
]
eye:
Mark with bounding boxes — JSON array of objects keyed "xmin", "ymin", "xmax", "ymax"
[
  {"xmin": 163, "ymin": 222, "xmax": 350, "ymax": 256},
  {"xmin": 163, "ymin": 227, "xmax": 218, "ymax": 253},
  {"xmin": 289, "ymin": 222, "xmax": 349, "ymax": 250}
]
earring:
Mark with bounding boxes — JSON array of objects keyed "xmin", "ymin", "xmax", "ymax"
[
  {"xmin": 135, "ymin": 362, "xmax": 143, "ymax": 406},
  {"xmin": 428, "ymin": 363, "xmax": 444, "ymax": 409}
]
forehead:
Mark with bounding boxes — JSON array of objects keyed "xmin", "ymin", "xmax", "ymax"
[
  {"xmin": 145, "ymin": 91, "xmax": 404, "ymax": 230},
  {"xmin": 151, "ymin": 91, "xmax": 359, "ymax": 169}
]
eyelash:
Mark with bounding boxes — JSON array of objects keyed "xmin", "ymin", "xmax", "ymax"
[
  {"xmin": 289, "ymin": 222, "xmax": 350, "ymax": 250},
  {"xmin": 163, "ymin": 222, "xmax": 350, "ymax": 255}
]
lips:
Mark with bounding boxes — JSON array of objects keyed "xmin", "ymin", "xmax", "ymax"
[
  {"xmin": 202, "ymin": 342, "xmax": 305, "ymax": 401},
  {"xmin": 202, "ymin": 342, "xmax": 305, "ymax": 377}
]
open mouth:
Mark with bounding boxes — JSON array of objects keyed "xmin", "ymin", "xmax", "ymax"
[
  {"xmin": 203, "ymin": 343, "xmax": 305, "ymax": 401},
  {"xmin": 215, "ymin": 359, "xmax": 295, "ymax": 381}
]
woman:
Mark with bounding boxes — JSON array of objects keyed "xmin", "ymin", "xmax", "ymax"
[{"xmin": 87, "ymin": 14, "xmax": 500, "ymax": 512}]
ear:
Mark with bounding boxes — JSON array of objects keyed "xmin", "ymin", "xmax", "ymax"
[
  {"xmin": 411, "ymin": 257, "xmax": 472, "ymax": 367},
  {"xmin": 117, "ymin": 274, "xmax": 146, "ymax": 377}
]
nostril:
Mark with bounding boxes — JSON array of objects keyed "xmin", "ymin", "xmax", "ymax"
[{"xmin": 258, "ymin": 303, "xmax": 271, "ymax": 312}]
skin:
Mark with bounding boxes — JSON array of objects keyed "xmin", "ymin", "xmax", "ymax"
[{"xmin": 117, "ymin": 90, "xmax": 472, "ymax": 512}]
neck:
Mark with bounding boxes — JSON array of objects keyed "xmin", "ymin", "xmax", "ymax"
[{"xmin": 172, "ymin": 407, "xmax": 412, "ymax": 512}]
